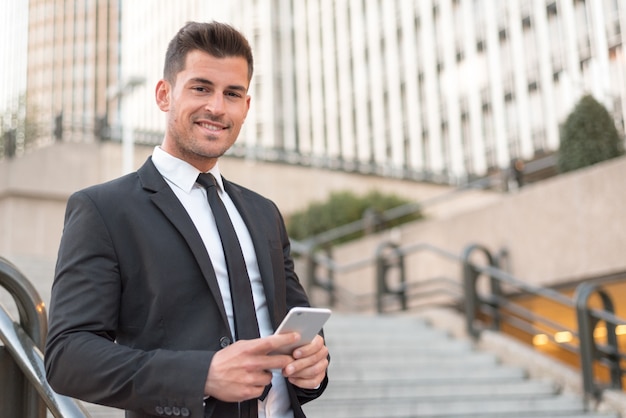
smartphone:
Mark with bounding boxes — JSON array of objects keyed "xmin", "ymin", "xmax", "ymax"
[{"xmin": 272, "ymin": 307, "xmax": 331, "ymax": 354}]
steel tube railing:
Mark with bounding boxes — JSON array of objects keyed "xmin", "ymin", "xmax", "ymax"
[
  {"xmin": 297, "ymin": 239, "xmax": 626, "ymax": 403},
  {"xmin": 0, "ymin": 258, "xmax": 47, "ymax": 350},
  {"xmin": 0, "ymin": 257, "xmax": 90, "ymax": 417},
  {"xmin": 0, "ymin": 306, "xmax": 90, "ymax": 417}
]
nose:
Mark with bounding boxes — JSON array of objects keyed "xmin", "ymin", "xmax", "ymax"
[{"xmin": 205, "ymin": 93, "xmax": 225, "ymax": 115}]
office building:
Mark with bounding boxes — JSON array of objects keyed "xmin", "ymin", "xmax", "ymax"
[{"xmin": 2, "ymin": 0, "xmax": 625, "ymax": 185}]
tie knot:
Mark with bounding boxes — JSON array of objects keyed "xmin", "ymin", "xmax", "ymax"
[{"xmin": 197, "ymin": 172, "xmax": 217, "ymax": 190}]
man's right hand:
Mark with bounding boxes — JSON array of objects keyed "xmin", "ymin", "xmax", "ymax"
[{"xmin": 204, "ymin": 332, "xmax": 299, "ymax": 402}]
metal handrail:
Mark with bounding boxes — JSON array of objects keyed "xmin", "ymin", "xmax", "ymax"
[
  {"xmin": 299, "ymin": 240, "xmax": 626, "ymax": 403},
  {"xmin": 461, "ymin": 245, "xmax": 626, "ymax": 403},
  {"xmin": 301, "ymin": 240, "xmax": 464, "ymax": 312},
  {"xmin": 0, "ymin": 257, "xmax": 90, "ymax": 417},
  {"xmin": 575, "ymin": 280, "xmax": 625, "ymax": 400},
  {"xmin": 0, "ymin": 258, "xmax": 47, "ymax": 350}
]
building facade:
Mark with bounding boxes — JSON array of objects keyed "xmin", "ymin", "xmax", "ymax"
[
  {"xmin": 25, "ymin": 0, "xmax": 121, "ymax": 147},
  {"xmin": 223, "ymin": 0, "xmax": 626, "ymax": 184},
  {"xmin": 2, "ymin": 0, "xmax": 625, "ymax": 185}
]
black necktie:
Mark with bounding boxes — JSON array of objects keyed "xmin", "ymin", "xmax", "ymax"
[
  {"xmin": 196, "ymin": 173, "xmax": 260, "ymax": 341},
  {"xmin": 197, "ymin": 173, "xmax": 270, "ymax": 412}
]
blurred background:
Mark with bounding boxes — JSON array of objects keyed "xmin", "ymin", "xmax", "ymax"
[
  {"xmin": 1, "ymin": 0, "xmax": 626, "ymax": 320},
  {"xmin": 2, "ymin": 0, "xmax": 624, "ymax": 182},
  {"xmin": 1, "ymin": 0, "xmax": 626, "ymax": 342},
  {"xmin": 1, "ymin": 1, "xmax": 626, "ymax": 417}
]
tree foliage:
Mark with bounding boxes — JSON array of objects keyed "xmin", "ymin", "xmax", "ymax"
[
  {"xmin": 1, "ymin": 93, "xmax": 40, "ymax": 158},
  {"xmin": 558, "ymin": 94, "xmax": 624, "ymax": 173},
  {"xmin": 286, "ymin": 190, "xmax": 423, "ymax": 245}
]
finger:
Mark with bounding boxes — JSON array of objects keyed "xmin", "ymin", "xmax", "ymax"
[
  {"xmin": 263, "ymin": 353, "xmax": 294, "ymax": 371},
  {"xmin": 288, "ymin": 375, "xmax": 320, "ymax": 389},
  {"xmin": 285, "ymin": 346, "xmax": 328, "ymax": 375},
  {"xmin": 287, "ymin": 358, "xmax": 328, "ymax": 389},
  {"xmin": 257, "ymin": 332, "xmax": 300, "ymax": 354},
  {"xmin": 233, "ymin": 339, "xmax": 295, "ymax": 372},
  {"xmin": 249, "ymin": 369, "xmax": 274, "ymax": 388},
  {"xmin": 293, "ymin": 334, "xmax": 324, "ymax": 358}
]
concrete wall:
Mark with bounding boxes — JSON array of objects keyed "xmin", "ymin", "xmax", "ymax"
[
  {"xmin": 0, "ymin": 141, "xmax": 497, "ymax": 261},
  {"xmin": 328, "ymin": 154, "xmax": 626, "ymax": 303},
  {"xmin": 1, "ymin": 142, "xmax": 624, "ymax": 305}
]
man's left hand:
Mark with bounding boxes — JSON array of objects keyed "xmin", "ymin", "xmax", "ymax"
[{"xmin": 282, "ymin": 334, "xmax": 329, "ymax": 389}]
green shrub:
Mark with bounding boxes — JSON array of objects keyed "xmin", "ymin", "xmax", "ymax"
[
  {"xmin": 286, "ymin": 190, "xmax": 422, "ymax": 245},
  {"xmin": 558, "ymin": 94, "xmax": 624, "ymax": 173}
]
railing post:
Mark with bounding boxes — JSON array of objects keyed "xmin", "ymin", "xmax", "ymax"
[
  {"xmin": 304, "ymin": 244, "xmax": 335, "ymax": 307},
  {"xmin": 462, "ymin": 255, "xmax": 480, "ymax": 339},
  {"xmin": 461, "ymin": 244, "xmax": 496, "ymax": 339},
  {"xmin": 375, "ymin": 242, "xmax": 406, "ymax": 313},
  {"xmin": 0, "ymin": 257, "xmax": 47, "ymax": 418},
  {"xmin": 0, "ymin": 257, "xmax": 91, "ymax": 418},
  {"xmin": 575, "ymin": 282, "xmax": 622, "ymax": 404},
  {"xmin": 323, "ymin": 247, "xmax": 336, "ymax": 307},
  {"xmin": 375, "ymin": 244, "xmax": 385, "ymax": 313},
  {"xmin": 304, "ymin": 244, "xmax": 316, "ymax": 300}
]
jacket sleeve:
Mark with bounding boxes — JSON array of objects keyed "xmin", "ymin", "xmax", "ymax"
[{"xmin": 44, "ymin": 190, "xmax": 211, "ymax": 417}]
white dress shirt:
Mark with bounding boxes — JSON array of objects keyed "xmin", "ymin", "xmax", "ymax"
[{"xmin": 152, "ymin": 146, "xmax": 293, "ymax": 418}]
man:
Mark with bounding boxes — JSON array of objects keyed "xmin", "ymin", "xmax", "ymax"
[{"xmin": 44, "ymin": 21, "xmax": 329, "ymax": 418}]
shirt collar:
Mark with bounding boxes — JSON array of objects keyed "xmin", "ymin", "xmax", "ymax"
[{"xmin": 152, "ymin": 146, "xmax": 224, "ymax": 193}]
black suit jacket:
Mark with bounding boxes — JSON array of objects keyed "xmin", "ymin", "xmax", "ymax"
[{"xmin": 44, "ymin": 158, "xmax": 327, "ymax": 417}]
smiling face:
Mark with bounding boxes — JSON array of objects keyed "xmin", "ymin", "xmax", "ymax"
[{"xmin": 156, "ymin": 49, "xmax": 251, "ymax": 172}]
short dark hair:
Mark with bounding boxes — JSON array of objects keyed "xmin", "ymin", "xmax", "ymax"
[{"xmin": 163, "ymin": 21, "xmax": 254, "ymax": 84}]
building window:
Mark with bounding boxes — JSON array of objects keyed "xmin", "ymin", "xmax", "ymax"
[
  {"xmin": 499, "ymin": 28, "xmax": 508, "ymax": 42},
  {"xmin": 547, "ymin": 2, "xmax": 558, "ymax": 16}
]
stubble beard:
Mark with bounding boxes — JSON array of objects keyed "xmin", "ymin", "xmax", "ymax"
[
  {"xmin": 165, "ymin": 118, "xmax": 231, "ymax": 166},
  {"xmin": 180, "ymin": 132, "xmax": 230, "ymax": 162}
]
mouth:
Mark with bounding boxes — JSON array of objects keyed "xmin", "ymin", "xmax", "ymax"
[{"xmin": 196, "ymin": 121, "xmax": 227, "ymax": 132}]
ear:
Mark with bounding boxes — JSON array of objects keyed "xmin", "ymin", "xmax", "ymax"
[
  {"xmin": 155, "ymin": 79, "xmax": 171, "ymax": 112},
  {"xmin": 243, "ymin": 95, "xmax": 251, "ymax": 119}
]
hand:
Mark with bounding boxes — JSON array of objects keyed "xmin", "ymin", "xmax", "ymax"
[
  {"xmin": 204, "ymin": 332, "xmax": 299, "ymax": 402},
  {"xmin": 282, "ymin": 334, "xmax": 329, "ymax": 389}
]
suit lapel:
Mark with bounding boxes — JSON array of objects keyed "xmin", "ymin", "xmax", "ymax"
[{"xmin": 137, "ymin": 159, "xmax": 231, "ymax": 330}]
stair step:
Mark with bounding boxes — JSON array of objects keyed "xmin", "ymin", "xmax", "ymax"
[
  {"xmin": 328, "ymin": 364, "xmax": 528, "ymax": 382},
  {"xmin": 321, "ymin": 379, "xmax": 559, "ymax": 400},
  {"xmin": 326, "ymin": 314, "xmax": 431, "ymax": 327},
  {"xmin": 305, "ymin": 312, "xmax": 623, "ymax": 418},
  {"xmin": 328, "ymin": 339, "xmax": 474, "ymax": 355},
  {"xmin": 302, "ymin": 395, "xmax": 618, "ymax": 418},
  {"xmin": 326, "ymin": 319, "xmax": 447, "ymax": 333},
  {"xmin": 330, "ymin": 351, "xmax": 499, "ymax": 367}
]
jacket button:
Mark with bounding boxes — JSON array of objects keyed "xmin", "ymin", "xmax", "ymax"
[
  {"xmin": 181, "ymin": 407, "xmax": 190, "ymax": 417},
  {"xmin": 164, "ymin": 406, "xmax": 172, "ymax": 415},
  {"xmin": 172, "ymin": 406, "xmax": 181, "ymax": 416},
  {"xmin": 219, "ymin": 336, "xmax": 231, "ymax": 348},
  {"xmin": 155, "ymin": 406, "xmax": 164, "ymax": 415}
]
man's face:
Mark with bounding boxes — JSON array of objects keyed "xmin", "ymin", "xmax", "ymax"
[{"xmin": 156, "ymin": 49, "xmax": 251, "ymax": 172}]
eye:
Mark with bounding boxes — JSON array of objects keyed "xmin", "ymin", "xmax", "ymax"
[{"xmin": 226, "ymin": 91, "xmax": 242, "ymax": 98}]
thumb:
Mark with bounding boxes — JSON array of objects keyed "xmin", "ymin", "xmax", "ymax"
[{"xmin": 259, "ymin": 332, "xmax": 300, "ymax": 354}]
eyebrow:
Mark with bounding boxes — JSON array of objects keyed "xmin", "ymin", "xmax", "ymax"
[{"xmin": 189, "ymin": 77, "xmax": 248, "ymax": 93}]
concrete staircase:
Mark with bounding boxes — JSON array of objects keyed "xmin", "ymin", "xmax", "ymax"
[
  {"xmin": 302, "ymin": 313, "xmax": 620, "ymax": 418},
  {"xmin": 54, "ymin": 311, "xmax": 624, "ymax": 418}
]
